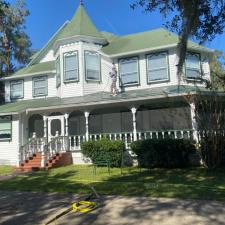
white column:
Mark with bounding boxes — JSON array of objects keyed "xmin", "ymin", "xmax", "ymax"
[
  {"xmin": 131, "ymin": 107, "xmax": 137, "ymax": 141},
  {"xmin": 84, "ymin": 111, "xmax": 90, "ymax": 141},
  {"xmin": 43, "ymin": 116, "xmax": 47, "ymax": 139},
  {"xmin": 64, "ymin": 113, "xmax": 69, "ymax": 136},
  {"xmin": 190, "ymin": 102, "xmax": 199, "ymax": 143}
]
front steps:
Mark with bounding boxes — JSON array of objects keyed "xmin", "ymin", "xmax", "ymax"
[{"xmin": 19, "ymin": 152, "xmax": 73, "ymax": 172}]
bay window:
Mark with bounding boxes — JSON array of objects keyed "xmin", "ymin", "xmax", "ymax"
[
  {"xmin": 0, "ymin": 116, "xmax": 12, "ymax": 141},
  {"xmin": 185, "ymin": 52, "xmax": 201, "ymax": 79},
  {"xmin": 147, "ymin": 52, "xmax": 169, "ymax": 83},
  {"xmin": 119, "ymin": 57, "xmax": 139, "ymax": 86},
  {"xmin": 10, "ymin": 80, "xmax": 24, "ymax": 100},
  {"xmin": 85, "ymin": 51, "xmax": 101, "ymax": 81},
  {"xmin": 33, "ymin": 76, "xmax": 47, "ymax": 97},
  {"xmin": 64, "ymin": 51, "xmax": 79, "ymax": 82}
]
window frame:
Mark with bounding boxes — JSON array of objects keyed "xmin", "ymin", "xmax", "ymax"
[
  {"xmin": 32, "ymin": 76, "xmax": 48, "ymax": 97},
  {"xmin": 56, "ymin": 56, "xmax": 61, "ymax": 88},
  {"xmin": 146, "ymin": 51, "xmax": 170, "ymax": 84},
  {"xmin": 84, "ymin": 50, "xmax": 101, "ymax": 82},
  {"xmin": 63, "ymin": 51, "xmax": 79, "ymax": 83},
  {"xmin": 118, "ymin": 56, "xmax": 140, "ymax": 87},
  {"xmin": 10, "ymin": 79, "xmax": 24, "ymax": 100},
  {"xmin": 0, "ymin": 115, "xmax": 12, "ymax": 142},
  {"xmin": 185, "ymin": 52, "xmax": 202, "ymax": 80}
]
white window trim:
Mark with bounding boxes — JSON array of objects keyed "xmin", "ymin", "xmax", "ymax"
[
  {"xmin": 63, "ymin": 51, "xmax": 79, "ymax": 83},
  {"xmin": 84, "ymin": 51, "xmax": 101, "ymax": 82},
  {"xmin": 33, "ymin": 76, "xmax": 48, "ymax": 97},
  {"xmin": 10, "ymin": 80, "xmax": 24, "ymax": 100},
  {"xmin": 147, "ymin": 52, "xmax": 169, "ymax": 83},
  {"xmin": 185, "ymin": 52, "xmax": 202, "ymax": 80},
  {"xmin": 119, "ymin": 57, "xmax": 140, "ymax": 87}
]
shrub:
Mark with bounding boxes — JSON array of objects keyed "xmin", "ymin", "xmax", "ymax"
[
  {"xmin": 81, "ymin": 138, "xmax": 125, "ymax": 167},
  {"xmin": 131, "ymin": 139, "xmax": 196, "ymax": 169}
]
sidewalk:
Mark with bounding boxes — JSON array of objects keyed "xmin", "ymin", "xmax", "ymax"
[{"xmin": 0, "ymin": 191, "xmax": 225, "ymax": 225}]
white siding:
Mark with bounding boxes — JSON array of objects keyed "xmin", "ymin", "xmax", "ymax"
[{"xmin": 0, "ymin": 115, "xmax": 20, "ymax": 166}]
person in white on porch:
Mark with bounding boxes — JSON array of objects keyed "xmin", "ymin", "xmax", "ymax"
[{"xmin": 109, "ymin": 63, "xmax": 118, "ymax": 96}]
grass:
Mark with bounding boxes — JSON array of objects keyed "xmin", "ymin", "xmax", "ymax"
[
  {"xmin": 0, "ymin": 165, "xmax": 225, "ymax": 201},
  {"xmin": 0, "ymin": 165, "xmax": 14, "ymax": 176}
]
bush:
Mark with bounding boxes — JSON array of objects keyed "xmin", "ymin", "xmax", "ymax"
[
  {"xmin": 131, "ymin": 139, "xmax": 196, "ymax": 169},
  {"xmin": 81, "ymin": 138, "xmax": 125, "ymax": 167}
]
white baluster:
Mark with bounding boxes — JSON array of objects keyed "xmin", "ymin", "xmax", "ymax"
[{"xmin": 78, "ymin": 136, "xmax": 81, "ymax": 149}]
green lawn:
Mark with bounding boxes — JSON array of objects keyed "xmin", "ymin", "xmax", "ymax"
[
  {"xmin": 0, "ymin": 166, "xmax": 14, "ymax": 176},
  {"xmin": 0, "ymin": 165, "xmax": 225, "ymax": 201}
]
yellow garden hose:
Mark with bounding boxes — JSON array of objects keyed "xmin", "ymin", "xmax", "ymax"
[{"xmin": 72, "ymin": 201, "xmax": 97, "ymax": 213}]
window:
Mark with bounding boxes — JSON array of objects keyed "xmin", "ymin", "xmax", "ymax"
[
  {"xmin": 56, "ymin": 57, "xmax": 61, "ymax": 88},
  {"xmin": 85, "ymin": 51, "xmax": 101, "ymax": 81},
  {"xmin": 64, "ymin": 51, "xmax": 79, "ymax": 82},
  {"xmin": 33, "ymin": 76, "xmax": 47, "ymax": 97},
  {"xmin": 10, "ymin": 80, "xmax": 23, "ymax": 100},
  {"xmin": 185, "ymin": 52, "xmax": 201, "ymax": 79},
  {"xmin": 147, "ymin": 52, "xmax": 169, "ymax": 82},
  {"xmin": 119, "ymin": 57, "xmax": 139, "ymax": 86},
  {"xmin": 0, "ymin": 116, "xmax": 12, "ymax": 140}
]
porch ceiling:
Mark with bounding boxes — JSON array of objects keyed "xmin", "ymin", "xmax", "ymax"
[{"xmin": 0, "ymin": 85, "xmax": 208, "ymax": 116}]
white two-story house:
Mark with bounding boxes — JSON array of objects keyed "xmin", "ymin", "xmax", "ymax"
[{"xmin": 0, "ymin": 3, "xmax": 213, "ymax": 168}]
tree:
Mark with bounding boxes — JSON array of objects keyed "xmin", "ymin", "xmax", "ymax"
[
  {"xmin": 0, "ymin": 0, "xmax": 32, "ymax": 76},
  {"xmin": 131, "ymin": 0, "xmax": 225, "ymax": 76}
]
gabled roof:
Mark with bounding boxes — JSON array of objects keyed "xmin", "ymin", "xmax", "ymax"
[
  {"xmin": 56, "ymin": 4, "xmax": 105, "ymax": 40},
  {"xmin": 102, "ymin": 28, "xmax": 213, "ymax": 56},
  {"xmin": 0, "ymin": 85, "xmax": 208, "ymax": 115}
]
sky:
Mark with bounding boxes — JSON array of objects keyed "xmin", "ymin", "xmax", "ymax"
[{"xmin": 8, "ymin": 0, "xmax": 225, "ymax": 53}]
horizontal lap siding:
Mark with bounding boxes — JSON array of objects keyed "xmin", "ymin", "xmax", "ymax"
[{"xmin": 0, "ymin": 115, "xmax": 19, "ymax": 166}]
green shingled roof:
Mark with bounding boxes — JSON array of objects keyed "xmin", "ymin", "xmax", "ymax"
[
  {"xmin": 13, "ymin": 61, "xmax": 55, "ymax": 76},
  {"xmin": 0, "ymin": 85, "xmax": 208, "ymax": 115},
  {"xmin": 57, "ymin": 4, "xmax": 104, "ymax": 40},
  {"xmin": 102, "ymin": 28, "xmax": 211, "ymax": 55}
]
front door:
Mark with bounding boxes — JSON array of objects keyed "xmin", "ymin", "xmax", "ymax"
[{"xmin": 47, "ymin": 115, "xmax": 65, "ymax": 141}]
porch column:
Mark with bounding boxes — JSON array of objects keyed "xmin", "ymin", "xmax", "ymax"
[
  {"xmin": 131, "ymin": 107, "xmax": 137, "ymax": 141},
  {"xmin": 64, "ymin": 113, "xmax": 69, "ymax": 136},
  {"xmin": 43, "ymin": 116, "xmax": 47, "ymax": 138},
  {"xmin": 84, "ymin": 111, "xmax": 90, "ymax": 141},
  {"xmin": 190, "ymin": 102, "xmax": 199, "ymax": 143}
]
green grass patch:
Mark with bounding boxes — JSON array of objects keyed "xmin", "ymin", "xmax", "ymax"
[
  {"xmin": 0, "ymin": 165, "xmax": 225, "ymax": 201},
  {"xmin": 0, "ymin": 165, "xmax": 14, "ymax": 176}
]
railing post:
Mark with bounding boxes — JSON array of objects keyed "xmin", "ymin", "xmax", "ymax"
[
  {"xmin": 131, "ymin": 107, "xmax": 137, "ymax": 141},
  {"xmin": 84, "ymin": 111, "xmax": 90, "ymax": 141}
]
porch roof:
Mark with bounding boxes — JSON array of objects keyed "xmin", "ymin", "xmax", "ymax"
[{"xmin": 0, "ymin": 85, "xmax": 207, "ymax": 116}]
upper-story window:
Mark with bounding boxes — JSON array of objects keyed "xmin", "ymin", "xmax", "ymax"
[
  {"xmin": 185, "ymin": 52, "xmax": 201, "ymax": 79},
  {"xmin": 0, "ymin": 116, "xmax": 12, "ymax": 141},
  {"xmin": 64, "ymin": 51, "xmax": 79, "ymax": 82},
  {"xmin": 84, "ymin": 51, "xmax": 101, "ymax": 82},
  {"xmin": 147, "ymin": 52, "xmax": 169, "ymax": 83},
  {"xmin": 10, "ymin": 80, "xmax": 24, "ymax": 100},
  {"xmin": 56, "ymin": 57, "xmax": 61, "ymax": 88},
  {"xmin": 33, "ymin": 76, "xmax": 48, "ymax": 97},
  {"xmin": 119, "ymin": 57, "xmax": 139, "ymax": 86}
]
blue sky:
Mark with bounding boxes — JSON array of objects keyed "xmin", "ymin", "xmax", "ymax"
[{"xmin": 9, "ymin": 0, "xmax": 225, "ymax": 53}]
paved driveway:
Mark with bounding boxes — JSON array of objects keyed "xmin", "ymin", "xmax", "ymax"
[{"xmin": 0, "ymin": 191, "xmax": 225, "ymax": 225}]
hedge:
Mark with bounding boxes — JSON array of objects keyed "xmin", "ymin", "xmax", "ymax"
[
  {"xmin": 131, "ymin": 139, "xmax": 196, "ymax": 169},
  {"xmin": 81, "ymin": 138, "xmax": 125, "ymax": 167}
]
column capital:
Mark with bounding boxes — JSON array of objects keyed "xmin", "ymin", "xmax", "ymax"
[
  {"xmin": 64, "ymin": 113, "xmax": 69, "ymax": 119},
  {"xmin": 131, "ymin": 107, "xmax": 137, "ymax": 114},
  {"xmin": 84, "ymin": 111, "xmax": 90, "ymax": 118}
]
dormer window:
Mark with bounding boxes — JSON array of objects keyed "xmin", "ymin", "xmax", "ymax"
[
  {"xmin": 147, "ymin": 52, "xmax": 169, "ymax": 83},
  {"xmin": 56, "ymin": 57, "xmax": 61, "ymax": 88},
  {"xmin": 10, "ymin": 80, "xmax": 24, "ymax": 100},
  {"xmin": 119, "ymin": 57, "xmax": 139, "ymax": 86},
  {"xmin": 84, "ymin": 51, "xmax": 101, "ymax": 82},
  {"xmin": 185, "ymin": 52, "xmax": 201, "ymax": 79},
  {"xmin": 64, "ymin": 51, "xmax": 79, "ymax": 82}
]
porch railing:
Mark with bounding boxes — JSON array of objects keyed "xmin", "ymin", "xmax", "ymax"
[
  {"xmin": 68, "ymin": 129, "xmax": 194, "ymax": 151},
  {"xmin": 19, "ymin": 137, "xmax": 46, "ymax": 164},
  {"xmin": 44, "ymin": 136, "xmax": 69, "ymax": 162}
]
